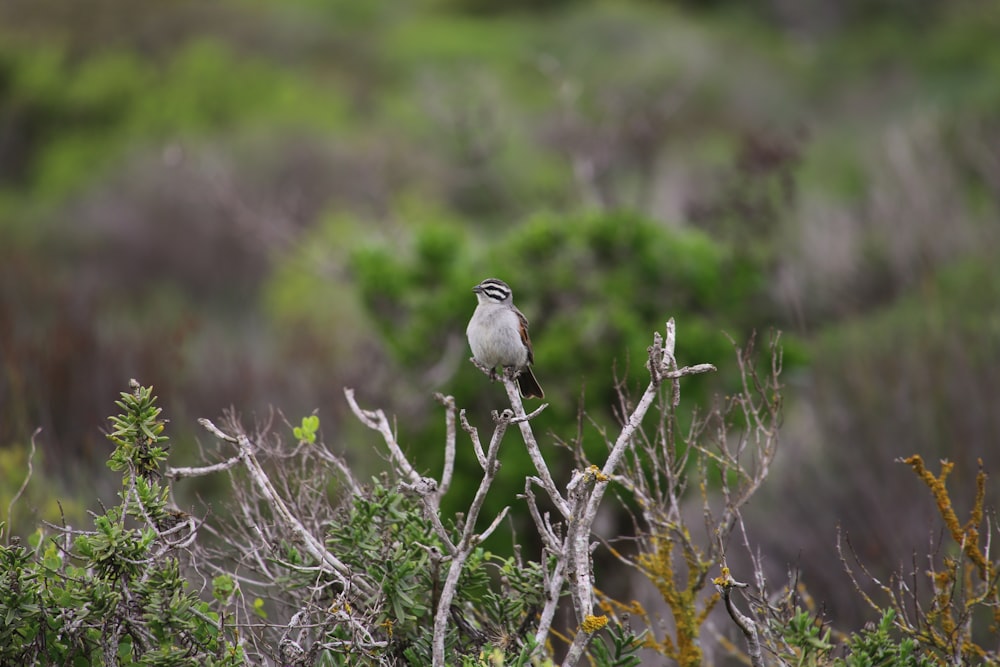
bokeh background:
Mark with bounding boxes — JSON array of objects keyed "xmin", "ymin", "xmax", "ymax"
[{"xmin": 2, "ymin": 0, "xmax": 999, "ymax": 647}]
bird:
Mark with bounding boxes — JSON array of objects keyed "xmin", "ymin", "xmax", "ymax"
[{"xmin": 466, "ymin": 278, "xmax": 544, "ymax": 399}]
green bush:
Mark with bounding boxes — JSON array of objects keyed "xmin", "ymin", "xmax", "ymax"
[
  {"xmin": 836, "ymin": 610, "xmax": 936, "ymax": 667},
  {"xmin": 342, "ymin": 210, "xmax": 780, "ymax": 522},
  {"xmin": 0, "ymin": 38, "xmax": 348, "ymax": 203},
  {"xmin": 0, "ymin": 379, "xmax": 646, "ymax": 665},
  {"xmin": 2, "ymin": 367, "xmax": 990, "ymax": 665},
  {"xmin": 0, "ymin": 381, "xmax": 243, "ymax": 666}
]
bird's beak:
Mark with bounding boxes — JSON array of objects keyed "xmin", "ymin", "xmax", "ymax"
[{"xmin": 472, "ymin": 285, "xmax": 483, "ymax": 293}]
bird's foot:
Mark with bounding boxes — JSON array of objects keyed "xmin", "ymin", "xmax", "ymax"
[
  {"xmin": 503, "ymin": 366, "xmax": 521, "ymax": 381},
  {"xmin": 470, "ymin": 357, "xmax": 499, "ymax": 382}
]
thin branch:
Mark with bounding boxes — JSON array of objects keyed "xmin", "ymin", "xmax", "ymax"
[
  {"xmin": 561, "ymin": 320, "xmax": 716, "ymax": 662},
  {"xmin": 715, "ymin": 569, "xmax": 763, "ymax": 667},
  {"xmin": 500, "ymin": 376, "xmax": 568, "ymax": 517},
  {"xmin": 432, "ymin": 408, "xmax": 513, "ymax": 666},
  {"xmin": 435, "ymin": 393, "xmax": 458, "ymax": 496},
  {"xmin": 344, "ymin": 388, "xmax": 421, "ymax": 485},
  {"xmin": 198, "ymin": 418, "xmax": 377, "ymax": 601},
  {"xmin": 400, "ymin": 478, "xmax": 456, "ymax": 554},
  {"xmin": 166, "ymin": 451, "xmax": 248, "ymax": 480},
  {"xmin": 523, "ymin": 480, "xmax": 560, "ymax": 552},
  {"xmin": 459, "ymin": 409, "xmax": 487, "ymax": 470},
  {"xmin": 535, "ymin": 553, "xmax": 567, "ymax": 653},
  {"xmin": 6, "ymin": 427, "xmax": 39, "ymax": 531},
  {"xmin": 478, "ymin": 505, "xmax": 511, "ymax": 544}
]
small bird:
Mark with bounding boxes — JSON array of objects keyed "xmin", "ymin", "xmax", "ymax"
[{"xmin": 466, "ymin": 278, "xmax": 544, "ymax": 399}]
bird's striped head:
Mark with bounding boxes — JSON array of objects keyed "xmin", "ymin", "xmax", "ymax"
[{"xmin": 472, "ymin": 278, "xmax": 513, "ymax": 305}]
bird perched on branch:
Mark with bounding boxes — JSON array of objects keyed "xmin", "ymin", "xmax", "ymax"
[{"xmin": 466, "ymin": 278, "xmax": 544, "ymax": 399}]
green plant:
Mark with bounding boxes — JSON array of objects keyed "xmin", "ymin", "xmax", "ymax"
[
  {"xmin": 834, "ymin": 610, "xmax": 935, "ymax": 667},
  {"xmin": 780, "ymin": 607, "xmax": 834, "ymax": 666},
  {"xmin": 293, "ymin": 414, "xmax": 321, "ymax": 444},
  {"xmin": 0, "ymin": 380, "xmax": 244, "ymax": 666},
  {"xmin": 342, "ymin": 210, "xmax": 790, "ymax": 533},
  {"xmin": 839, "ymin": 456, "xmax": 1000, "ymax": 664},
  {"xmin": 586, "ymin": 620, "xmax": 646, "ymax": 667}
]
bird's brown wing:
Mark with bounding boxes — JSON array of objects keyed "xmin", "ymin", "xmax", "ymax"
[{"xmin": 515, "ymin": 307, "xmax": 534, "ymax": 365}]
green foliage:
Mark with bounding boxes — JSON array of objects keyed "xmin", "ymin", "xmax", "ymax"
[
  {"xmin": 385, "ymin": 12, "xmax": 534, "ymax": 67},
  {"xmin": 778, "ymin": 607, "xmax": 834, "ymax": 665},
  {"xmin": 316, "ymin": 478, "xmax": 547, "ymax": 663},
  {"xmin": 293, "ymin": 414, "xmax": 320, "ymax": 444},
  {"xmin": 328, "ymin": 480, "xmax": 439, "ymax": 628},
  {"xmin": 0, "ymin": 381, "xmax": 244, "ymax": 666},
  {"xmin": 347, "ymin": 209, "xmax": 777, "ymax": 524},
  {"xmin": 834, "ymin": 610, "xmax": 935, "ymax": 667},
  {"xmin": 587, "ymin": 621, "xmax": 647, "ymax": 667},
  {"xmin": 352, "ymin": 210, "xmax": 768, "ymax": 406},
  {"xmin": 0, "ymin": 37, "xmax": 348, "ymax": 202},
  {"xmin": 107, "ymin": 380, "xmax": 169, "ymax": 479},
  {"xmin": 212, "ymin": 574, "xmax": 236, "ymax": 605}
]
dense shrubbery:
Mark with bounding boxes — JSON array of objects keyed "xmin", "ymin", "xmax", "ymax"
[
  {"xmin": 340, "ymin": 210, "xmax": 786, "ymax": 525},
  {"xmin": 2, "ymin": 349, "xmax": 996, "ymax": 664},
  {"xmin": 0, "ymin": 383, "xmax": 243, "ymax": 665}
]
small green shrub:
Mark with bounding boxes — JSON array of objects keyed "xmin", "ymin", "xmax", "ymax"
[
  {"xmin": 835, "ymin": 610, "xmax": 936, "ymax": 667},
  {"xmin": 0, "ymin": 380, "xmax": 244, "ymax": 666}
]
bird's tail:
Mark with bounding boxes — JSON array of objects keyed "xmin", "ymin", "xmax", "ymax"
[{"xmin": 517, "ymin": 367, "xmax": 544, "ymax": 399}]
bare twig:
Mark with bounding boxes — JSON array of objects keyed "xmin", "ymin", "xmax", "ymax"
[
  {"xmin": 435, "ymin": 393, "xmax": 458, "ymax": 496},
  {"xmin": 196, "ymin": 418, "xmax": 377, "ymax": 601},
  {"xmin": 432, "ymin": 408, "xmax": 514, "ymax": 667},
  {"xmin": 400, "ymin": 477, "xmax": 455, "ymax": 554},
  {"xmin": 166, "ymin": 451, "xmax": 247, "ymax": 480},
  {"xmin": 715, "ymin": 568, "xmax": 763, "ymax": 667},
  {"xmin": 344, "ymin": 388, "xmax": 421, "ymax": 485},
  {"xmin": 459, "ymin": 409, "xmax": 487, "ymax": 469},
  {"xmin": 6, "ymin": 427, "xmax": 40, "ymax": 533},
  {"xmin": 499, "ymin": 377, "xmax": 567, "ymax": 518}
]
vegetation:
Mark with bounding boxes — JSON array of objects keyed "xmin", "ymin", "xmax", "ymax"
[
  {"xmin": 2, "ymin": 0, "xmax": 1000, "ymax": 664},
  {"xmin": 0, "ymin": 382, "xmax": 243, "ymax": 665},
  {"xmin": 3, "ymin": 349, "xmax": 997, "ymax": 664}
]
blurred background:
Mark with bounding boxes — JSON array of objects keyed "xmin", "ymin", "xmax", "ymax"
[{"xmin": 1, "ymin": 0, "xmax": 999, "ymax": 649}]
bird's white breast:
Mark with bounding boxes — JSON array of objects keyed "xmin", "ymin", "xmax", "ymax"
[{"xmin": 466, "ymin": 303, "xmax": 528, "ymax": 369}]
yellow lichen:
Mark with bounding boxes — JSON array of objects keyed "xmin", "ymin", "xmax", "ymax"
[
  {"xmin": 713, "ymin": 566, "xmax": 732, "ymax": 587},
  {"xmin": 903, "ymin": 454, "xmax": 997, "ymax": 661},
  {"xmin": 586, "ymin": 464, "xmax": 609, "ymax": 483},
  {"xmin": 634, "ymin": 534, "xmax": 714, "ymax": 666},
  {"xmin": 582, "ymin": 614, "xmax": 609, "ymax": 633},
  {"xmin": 905, "ymin": 455, "xmax": 991, "ymax": 579}
]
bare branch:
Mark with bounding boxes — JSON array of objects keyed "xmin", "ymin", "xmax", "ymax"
[
  {"xmin": 714, "ymin": 569, "xmax": 763, "ymax": 667},
  {"xmin": 344, "ymin": 388, "xmax": 421, "ymax": 485},
  {"xmin": 459, "ymin": 409, "xmax": 487, "ymax": 470},
  {"xmin": 432, "ymin": 406, "xmax": 513, "ymax": 666},
  {"xmin": 166, "ymin": 450, "xmax": 247, "ymax": 480},
  {"xmin": 523, "ymin": 479, "xmax": 560, "ymax": 552},
  {"xmin": 198, "ymin": 418, "xmax": 377, "ymax": 601},
  {"xmin": 478, "ymin": 505, "xmax": 511, "ymax": 544},
  {"xmin": 500, "ymin": 375, "xmax": 569, "ymax": 518},
  {"xmin": 435, "ymin": 393, "xmax": 458, "ymax": 496},
  {"xmin": 400, "ymin": 478, "xmax": 456, "ymax": 554},
  {"xmin": 6, "ymin": 427, "xmax": 39, "ymax": 530}
]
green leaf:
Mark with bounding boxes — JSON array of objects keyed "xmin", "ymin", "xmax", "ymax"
[
  {"xmin": 213, "ymin": 574, "xmax": 236, "ymax": 604},
  {"xmin": 293, "ymin": 415, "xmax": 320, "ymax": 444}
]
